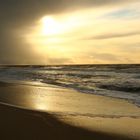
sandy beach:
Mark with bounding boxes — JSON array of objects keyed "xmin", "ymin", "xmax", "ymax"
[
  {"xmin": 1, "ymin": 0, "xmax": 140, "ymax": 139},
  {"xmin": 0, "ymin": 82, "xmax": 140, "ymax": 140}
]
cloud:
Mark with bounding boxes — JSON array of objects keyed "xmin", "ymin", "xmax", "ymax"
[
  {"xmin": 104, "ymin": 9, "xmax": 140, "ymax": 19},
  {"xmin": 0, "ymin": 0, "xmax": 139, "ymax": 64},
  {"xmin": 0, "ymin": 32, "xmax": 42, "ymax": 65},
  {"xmin": 0, "ymin": 0, "xmax": 137, "ymax": 28},
  {"xmin": 86, "ymin": 31, "xmax": 140, "ymax": 40}
]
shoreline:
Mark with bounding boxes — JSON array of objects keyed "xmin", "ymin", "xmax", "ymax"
[
  {"xmin": 0, "ymin": 100, "xmax": 140, "ymax": 119},
  {"xmin": 0, "ymin": 83, "xmax": 140, "ymax": 139},
  {"xmin": 0, "ymin": 83, "xmax": 139, "ymax": 116},
  {"xmin": 0, "ymin": 80, "xmax": 139, "ymax": 108}
]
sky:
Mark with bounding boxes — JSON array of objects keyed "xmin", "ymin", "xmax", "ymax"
[{"xmin": 0, "ymin": 0, "xmax": 140, "ymax": 65}]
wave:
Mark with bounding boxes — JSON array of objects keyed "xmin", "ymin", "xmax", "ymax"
[
  {"xmin": 0, "ymin": 65, "xmax": 140, "ymax": 107},
  {"xmin": 97, "ymin": 84, "xmax": 140, "ymax": 93}
]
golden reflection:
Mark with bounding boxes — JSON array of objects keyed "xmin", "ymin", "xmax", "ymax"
[
  {"xmin": 25, "ymin": 87, "xmax": 54, "ymax": 111},
  {"xmin": 0, "ymin": 84, "xmax": 140, "ymax": 117},
  {"xmin": 33, "ymin": 101, "xmax": 48, "ymax": 111},
  {"xmin": 0, "ymin": 85, "xmax": 52, "ymax": 111}
]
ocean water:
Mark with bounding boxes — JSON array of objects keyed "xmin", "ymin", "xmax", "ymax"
[{"xmin": 0, "ymin": 64, "xmax": 140, "ymax": 107}]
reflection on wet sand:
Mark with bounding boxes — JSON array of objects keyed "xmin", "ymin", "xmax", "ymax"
[
  {"xmin": 0, "ymin": 84, "xmax": 52, "ymax": 110},
  {"xmin": 0, "ymin": 83, "xmax": 140, "ymax": 117},
  {"xmin": 0, "ymin": 82, "xmax": 140, "ymax": 139}
]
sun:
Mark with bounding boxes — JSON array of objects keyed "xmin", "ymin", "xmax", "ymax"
[
  {"xmin": 25, "ymin": 14, "xmax": 83, "ymax": 53},
  {"xmin": 40, "ymin": 16, "xmax": 62, "ymax": 36}
]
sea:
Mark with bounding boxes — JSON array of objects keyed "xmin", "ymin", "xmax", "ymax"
[{"xmin": 0, "ymin": 64, "xmax": 140, "ymax": 107}]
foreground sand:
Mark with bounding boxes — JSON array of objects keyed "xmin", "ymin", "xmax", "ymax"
[
  {"xmin": 1, "ymin": 104, "xmax": 139, "ymax": 140},
  {"xmin": 0, "ymin": 82, "xmax": 140, "ymax": 140}
]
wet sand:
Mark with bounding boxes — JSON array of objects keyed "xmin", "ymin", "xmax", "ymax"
[
  {"xmin": 0, "ymin": 82, "xmax": 140, "ymax": 140},
  {"xmin": 1, "ymin": 104, "xmax": 138, "ymax": 140}
]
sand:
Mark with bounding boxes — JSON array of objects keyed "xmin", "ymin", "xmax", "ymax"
[{"xmin": 0, "ymin": 82, "xmax": 140, "ymax": 140}]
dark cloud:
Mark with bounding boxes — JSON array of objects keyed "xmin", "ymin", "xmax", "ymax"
[
  {"xmin": 84, "ymin": 31, "xmax": 140, "ymax": 40},
  {"xmin": 0, "ymin": 0, "xmax": 138, "ymax": 64},
  {"xmin": 0, "ymin": 0, "xmax": 134, "ymax": 26},
  {"xmin": 0, "ymin": 33, "xmax": 42, "ymax": 65}
]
